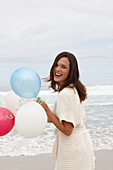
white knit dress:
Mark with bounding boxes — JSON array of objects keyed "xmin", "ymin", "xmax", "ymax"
[{"xmin": 52, "ymin": 87, "xmax": 95, "ymax": 170}]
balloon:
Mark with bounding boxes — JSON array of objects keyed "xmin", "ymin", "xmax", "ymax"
[
  {"xmin": 15, "ymin": 101, "xmax": 47, "ymax": 138},
  {"xmin": 0, "ymin": 107, "xmax": 15, "ymax": 137},
  {"xmin": 10, "ymin": 67, "xmax": 41, "ymax": 98},
  {"xmin": 5, "ymin": 91, "xmax": 33, "ymax": 116}
]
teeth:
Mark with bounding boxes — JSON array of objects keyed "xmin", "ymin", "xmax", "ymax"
[{"xmin": 56, "ymin": 73, "xmax": 62, "ymax": 76}]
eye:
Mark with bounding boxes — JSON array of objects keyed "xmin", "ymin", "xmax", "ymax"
[{"xmin": 62, "ymin": 65, "xmax": 67, "ymax": 69}]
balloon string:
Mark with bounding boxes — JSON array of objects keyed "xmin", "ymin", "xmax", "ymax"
[
  {"xmin": 6, "ymin": 112, "xmax": 14, "ymax": 119},
  {"xmin": 34, "ymin": 97, "xmax": 45, "ymax": 104},
  {"xmin": 18, "ymin": 99, "xmax": 24, "ymax": 107}
]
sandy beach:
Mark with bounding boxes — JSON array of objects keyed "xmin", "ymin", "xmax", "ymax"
[{"xmin": 0, "ymin": 151, "xmax": 113, "ymax": 170}]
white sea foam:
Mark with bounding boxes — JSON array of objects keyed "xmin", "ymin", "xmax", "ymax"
[
  {"xmin": 87, "ymin": 85, "xmax": 113, "ymax": 95},
  {"xmin": 0, "ymin": 124, "xmax": 55, "ymax": 156},
  {"xmin": 88, "ymin": 124, "xmax": 113, "ymax": 151},
  {"xmin": 0, "ymin": 123, "xmax": 113, "ymax": 156},
  {"xmin": 0, "ymin": 85, "xmax": 113, "ymax": 97},
  {"xmin": 85, "ymin": 102, "xmax": 113, "ymax": 107},
  {"xmin": 0, "ymin": 91, "xmax": 9, "ymax": 97},
  {"xmin": 0, "ymin": 85, "xmax": 113, "ymax": 156},
  {"xmin": 39, "ymin": 85, "xmax": 113, "ymax": 96}
]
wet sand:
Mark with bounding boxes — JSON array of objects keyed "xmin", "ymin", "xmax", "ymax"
[{"xmin": 0, "ymin": 151, "xmax": 113, "ymax": 170}]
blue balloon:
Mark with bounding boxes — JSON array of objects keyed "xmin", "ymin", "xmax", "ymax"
[{"xmin": 10, "ymin": 67, "xmax": 41, "ymax": 99}]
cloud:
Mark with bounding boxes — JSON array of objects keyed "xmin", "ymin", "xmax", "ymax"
[{"xmin": 0, "ymin": 0, "xmax": 113, "ymax": 64}]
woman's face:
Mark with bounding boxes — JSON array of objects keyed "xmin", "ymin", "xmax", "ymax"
[{"xmin": 53, "ymin": 57, "xmax": 70, "ymax": 86}]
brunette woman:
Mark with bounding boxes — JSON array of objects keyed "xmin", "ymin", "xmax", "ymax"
[{"xmin": 37, "ymin": 52, "xmax": 95, "ymax": 170}]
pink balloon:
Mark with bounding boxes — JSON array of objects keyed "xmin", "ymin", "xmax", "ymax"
[
  {"xmin": 5, "ymin": 91, "xmax": 33, "ymax": 115},
  {"xmin": 0, "ymin": 107, "xmax": 15, "ymax": 136}
]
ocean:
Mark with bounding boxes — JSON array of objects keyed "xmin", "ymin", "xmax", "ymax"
[{"xmin": 0, "ymin": 85, "xmax": 113, "ymax": 156}]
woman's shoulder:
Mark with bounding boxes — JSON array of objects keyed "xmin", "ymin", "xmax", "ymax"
[
  {"xmin": 59, "ymin": 87, "xmax": 77, "ymax": 97},
  {"xmin": 57, "ymin": 86, "xmax": 80, "ymax": 104}
]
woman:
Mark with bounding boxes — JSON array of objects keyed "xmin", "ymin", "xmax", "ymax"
[{"xmin": 37, "ymin": 52, "xmax": 95, "ymax": 170}]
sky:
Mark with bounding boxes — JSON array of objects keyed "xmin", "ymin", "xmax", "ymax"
[{"xmin": 0, "ymin": 0, "xmax": 113, "ymax": 90}]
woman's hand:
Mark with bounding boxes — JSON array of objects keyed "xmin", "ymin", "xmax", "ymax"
[
  {"xmin": 35, "ymin": 97, "xmax": 52, "ymax": 122},
  {"xmin": 35, "ymin": 97, "xmax": 73, "ymax": 135},
  {"xmin": 35, "ymin": 97, "xmax": 49, "ymax": 112}
]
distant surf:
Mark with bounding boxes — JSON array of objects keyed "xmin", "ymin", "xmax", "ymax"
[{"xmin": 0, "ymin": 85, "xmax": 113, "ymax": 156}]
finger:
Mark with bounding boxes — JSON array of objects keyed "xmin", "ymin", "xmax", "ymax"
[
  {"xmin": 34, "ymin": 97, "xmax": 41, "ymax": 102},
  {"xmin": 39, "ymin": 99, "xmax": 46, "ymax": 105},
  {"xmin": 40, "ymin": 101, "xmax": 44, "ymax": 105}
]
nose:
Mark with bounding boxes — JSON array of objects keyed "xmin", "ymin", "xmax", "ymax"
[{"xmin": 56, "ymin": 66, "xmax": 60, "ymax": 72}]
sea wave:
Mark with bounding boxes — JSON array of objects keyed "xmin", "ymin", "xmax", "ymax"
[
  {"xmin": 40, "ymin": 85, "xmax": 113, "ymax": 96},
  {"xmin": 0, "ymin": 85, "xmax": 113, "ymax": 96},
  {"xmin": 85, "ymin": 102, "xmax": 113, "ymax": 107},
  {"xmin": 0, "ymin": 85, "xmax": 113, "ymax": 156},
  {"xmin": 87, "ymin": 85, "xmax": 113, "ymax": 96},
  {"xmin": 0, "ymin": 124, "xmax": 113, "ymax": 156}
]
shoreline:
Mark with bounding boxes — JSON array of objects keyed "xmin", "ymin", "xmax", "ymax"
[{"xmin": 0, "ymin": 150, "xmax": 113, "ymax": 170}]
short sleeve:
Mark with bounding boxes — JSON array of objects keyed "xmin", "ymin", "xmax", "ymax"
[
  {"xmin": 52, "ymin": 100, "xmax": 57, "ymax": 115},
  {"xmin": 56, "ymin": 88, "xmax": 80, "ymax": 127}
]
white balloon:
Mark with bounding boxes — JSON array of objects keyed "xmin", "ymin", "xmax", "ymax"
[{"xmin": 15, "ymin": 101, "xmax": 47, "ymax": 138}]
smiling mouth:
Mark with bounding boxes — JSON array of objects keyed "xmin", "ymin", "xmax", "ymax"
[{"xmin": 55, "ymin": 73, "xmax": 62, "ymax": 77}]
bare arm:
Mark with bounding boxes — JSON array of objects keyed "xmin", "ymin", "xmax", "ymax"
[
  {"xmin": 47, "ymin": 117, "xmax": 52, "ymax": 123},
  {"xmin": 39, "ymin": 101, "xmax": 73, "ymax": 136}
]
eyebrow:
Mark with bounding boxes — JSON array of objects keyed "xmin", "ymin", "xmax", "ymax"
[
  {"xmin": 62, "ymin": 64, "xmax": 67, "ymax": 67},
  {"xmin": 57, "ymin": 61, "xmax": 69, "ymax": 68}
]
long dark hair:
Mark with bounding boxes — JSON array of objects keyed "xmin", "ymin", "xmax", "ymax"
[{"xmin": 48, "ymin": 52, "xmax": 87, "ymax": 102}]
